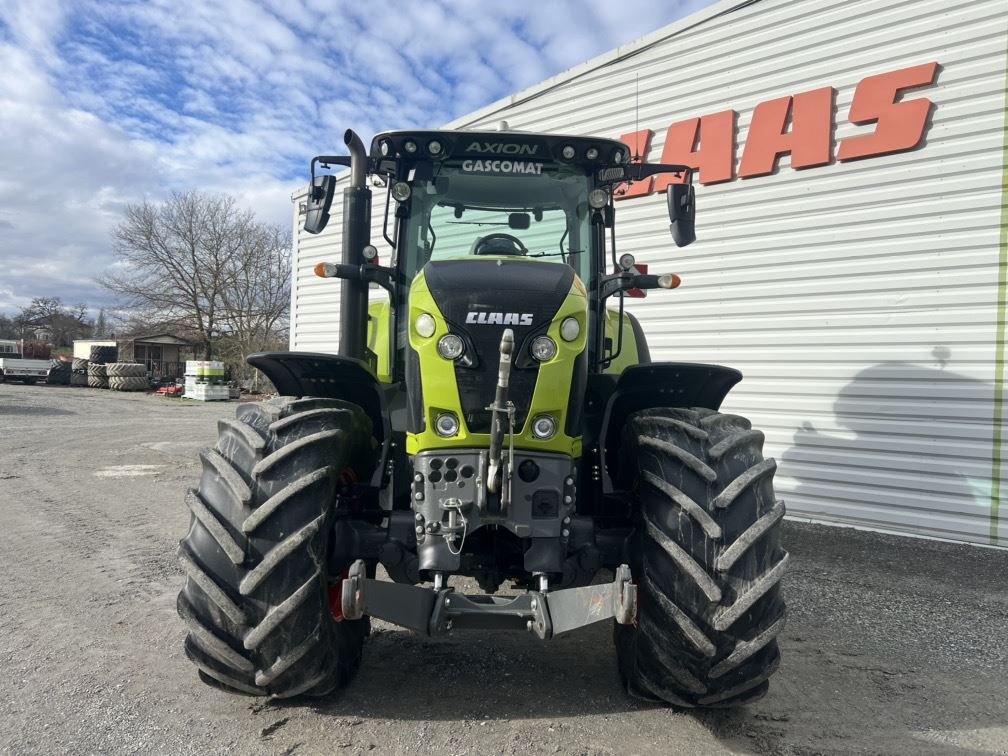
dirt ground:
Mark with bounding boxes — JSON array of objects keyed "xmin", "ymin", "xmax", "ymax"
[{"xmin": 1, "ymin": 383, "xmax": 1006, "ymax": 755}]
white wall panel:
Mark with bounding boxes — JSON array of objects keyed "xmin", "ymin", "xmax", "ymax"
[{"xmin": 291, "ymin": 0, "xmax": 1008, "ymax": 546}]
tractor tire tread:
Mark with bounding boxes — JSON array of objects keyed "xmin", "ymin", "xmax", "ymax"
[{"xmin": 615, "ymin": 406, "xmax": 787, "ymax": 708}]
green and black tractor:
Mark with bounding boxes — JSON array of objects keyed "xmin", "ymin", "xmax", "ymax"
[{"xmin": 177, "ymin": 127, "xmax": 788, "ymax": 707}]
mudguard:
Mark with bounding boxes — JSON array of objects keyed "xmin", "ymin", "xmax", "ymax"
[
  {"xmin": 247, "ymin": 351, "xmax": 391, "ymax": 488},
  {"xmin": 598, "ymin": 362, "xmax": 742, "ymax": 493}
]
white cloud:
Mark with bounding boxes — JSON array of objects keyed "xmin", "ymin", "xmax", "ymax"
[{"xmin": 0, "ymin": 0, "xmax": 714, "ymax": 315}]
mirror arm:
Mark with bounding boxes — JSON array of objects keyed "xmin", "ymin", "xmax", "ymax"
[
  {"xmin": 310, "ymin": 155, "xmax": 353, "ymax": 195},
  {"xmin": 626, "ymin": 163, "xmax": 693, "ymax": 182}
]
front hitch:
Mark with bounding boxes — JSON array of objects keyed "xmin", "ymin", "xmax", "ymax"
[
  {"xmin": 341, "ymin": 561, "xmax": 637, "ymax": 639},
  {"xmin": 486, "ymin": 328, "xmax": 514, "ymax": 496}
]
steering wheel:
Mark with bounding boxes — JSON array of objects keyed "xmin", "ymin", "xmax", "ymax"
[{"xmin": 472, "ymin": 233, "xmax": 528, "ymax": 256}]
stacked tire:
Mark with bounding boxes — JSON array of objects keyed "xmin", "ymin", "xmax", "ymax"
[
  {"xmin": 87, "ymin": 362, "xmax": 108, "ymax": 389},
  {"xmin": 89, "ymin": 345, "xmax": 118, "ymax": 365},
  {"xmin": 46, "ymin": 359, "xmax": 71, "ymax": 386},
  {"xmin": 71, "ymin": 358, "xmax": 89, "ymax": 387},
  {"xmin": 107, "ymin": 362, "xmax": 149, "ymax": 392}
]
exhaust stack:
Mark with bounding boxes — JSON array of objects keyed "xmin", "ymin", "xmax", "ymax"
[{"xmin": 338, "ymin": 129, "xmax": 371, "ymax": 361}]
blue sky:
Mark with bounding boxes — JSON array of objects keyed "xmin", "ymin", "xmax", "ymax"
[{"xmin": 0, "ymin": 0, "xmax": 713, "ymax": 316}]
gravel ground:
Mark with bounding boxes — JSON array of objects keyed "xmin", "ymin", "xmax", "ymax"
[{"xmin": 1, "ymin": 383, "xmax": 1007, "ymax": 755}]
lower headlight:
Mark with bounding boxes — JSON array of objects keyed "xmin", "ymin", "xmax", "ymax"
[
  {"xmin": 530, "ymin": 335, "xmax": 557, "ymax": 361},
  {"xmin": 559, "ymin": 317, "xmax": 580, "ymax": 342},
  {"xmin": 531, "ymin": 415, "xmax": 557, "ymax": 440},
  {"xmin": 437, "ymin": 333, "xmax": 465, "ymax": 360},
  {"xmin": 434, "ymin": 412, "xmax": 460, "ymax": 437}
]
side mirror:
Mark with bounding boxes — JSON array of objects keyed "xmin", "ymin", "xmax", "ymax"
[
  {"xmin": 304, "ymin": 175, "xmax": 337, "ymax": 234},
  {"xmin": 667, "ymin": 183, "xmax": 696, "ymax": 247}
]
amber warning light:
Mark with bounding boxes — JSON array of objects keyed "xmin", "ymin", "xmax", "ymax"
[{"xmin": 314, "ymin": 262, "xmax": 337, "ymax": 278}]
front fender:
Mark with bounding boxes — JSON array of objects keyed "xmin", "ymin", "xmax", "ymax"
[
  {"xmin": 247, "ymin": 351, "xmax": 391, "ymax": 488},
  {"xmin": 598, "ymin": 362, "xmax": 742, "ymax": 493}
]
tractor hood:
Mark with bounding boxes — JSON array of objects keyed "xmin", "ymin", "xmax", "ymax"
[{"xmin": 424, "ymin": 258, "xmax": 574, "ymax": 434}]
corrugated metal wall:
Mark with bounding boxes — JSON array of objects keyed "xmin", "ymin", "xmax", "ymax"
[{"xmin": 290, "ymin": 0, "xmax": 1008, "ymax": 546}]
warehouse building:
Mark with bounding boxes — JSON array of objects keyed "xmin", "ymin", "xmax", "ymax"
[{"xmin": 289, "ymin": 0, "xmax": 1008, "ymax": 547}]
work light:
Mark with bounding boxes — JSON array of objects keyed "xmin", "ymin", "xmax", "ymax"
[
  {"xmin": 561, "ymin": 144, "xmax": 576, "ymax": 160},
  {"xmin": 588, "ymin": 188, "xmax": 609, "ymax": 209},
  {"xmin": 585, "ymin": 147, "xmax": 599, "ymax": 160},
  {"xmin": 403, "ymin": 140, "xmax": 418, "ymax": 154},
  {"xmin": 391, "ymin": 182, "xmax": 412, "ymax": 202}
]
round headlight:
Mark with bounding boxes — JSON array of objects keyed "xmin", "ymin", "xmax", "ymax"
[
  {"xmin": 530, "ymin": 335, "xmax": 557, "ymax": 362},
  {"xmin": 561, "ymin": 144, "xmax": 576, "ymax": 160},
  {"xmin": 362, "ymin": 244, "xmax": 378, "ymax": 261},
  {"xmin": 435, "ymin": 412, "xmax": 460, "ymax": 437},
  {"xmin": 586, "ymin": 147, "xmax": 599, "ymax": 160},
  {"xmin": 560, "ymin": 317, "xmax": 580, "ymax": 342},
  {"xmin": 403, "ymin": 140, "xmax": 418, "ymax": 154},
  {"xmin": 391, "ymin": 181, "xmax": 412, "ymax": 202},
  {"xmin": 588, "ymin": 188, "xmax": 609, "ymax": 209},
  {"xmin": 415, "ymin": 313, "xmax": 436, "ymax": 338},
  {"xmin": 618, "ymin": 253, "xmax": 636, "ymax": 271},
  {"xmin": 437, "ymin": 334, "xmax": 465, "ymax": 360},
  {"xmin": 531, "ymin": 415, "xmax": 557, "ymax": 440},
  {"xmin": 428, "ymin": 140, "xmax": 443, "ymax": 156},
  {"xmin": 613, "ymin": 149, "xmax": 624, "ymax": 164}
]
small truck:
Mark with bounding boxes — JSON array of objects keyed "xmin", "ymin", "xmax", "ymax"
[{"xmin": 0, "ymin": 340, "xmax": 52, "ymax": 384}]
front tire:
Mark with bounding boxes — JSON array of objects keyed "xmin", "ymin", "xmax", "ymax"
[
  {"xmin": 177, "ymin": 396, "xmax": 375, "ymax": 697},
  {"xmin": 616, "ymin": 407, "xmax": 788, "ymax": 707}
]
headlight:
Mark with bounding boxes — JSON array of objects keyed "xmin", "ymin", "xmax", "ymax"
[
  {"xmin": 391, "ymin": 181, "xmax": 412, "ymax": 202},
  {"xmin": 585, "ymin": 147, "xmax": 599, "ymax": 160},
  {"xmin": 437, "ymin": 334, "xmax": 465, "ymax": 360},
  {"xmin": 559, "ymin": 317, "xmax": 580, "ymax": 342},
  {"xmin": 415, "ymin": 313, "xmax": 436, "ymax": 338},
  {"xmin": 531, "ymin": 415, "xmax": 557, "ymax": 440},
  {"xmin": 435, "ymin": 412, "xmax": 460, "ymax": 437},
  {"xmin": 427, "ymin": 139, "xmax": 443, "ymax": 156},
  {"xmin": 561, "ymin": 144, "xmax": 575, "ymax": 160},
  {"xmin": 530, "ymin": 335, "xmax": 557, "ymax": 362},
  {"xmin": 403, "ymin": 140, "xmax": 418, "ymax": 154}
]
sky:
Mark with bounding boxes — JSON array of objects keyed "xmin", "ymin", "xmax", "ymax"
[{"xmin": 0, "ymin": 0, "xmax": 714, "ymax": 317}]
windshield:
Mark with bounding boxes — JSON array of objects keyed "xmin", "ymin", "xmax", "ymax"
[{"xmin": 400, "ymin": 161, "xmax": 593, "ymax": 284}]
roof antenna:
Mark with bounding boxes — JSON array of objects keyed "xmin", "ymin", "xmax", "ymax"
[{"xmin": 634, "ymin": 73, "xmax": 641, "ymax": 161}]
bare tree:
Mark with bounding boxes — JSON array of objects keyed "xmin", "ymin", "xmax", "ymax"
[
  {"xmin": 16, "ymin": 297, "xmax": 91, "ymax": 346},
  {"xmin": 218, "ymin": 224, "xmax": 291, "ymax": 377},
  {"xmin": 102, "ymin": 191, "xmax": 287, "ymax": 359}
]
